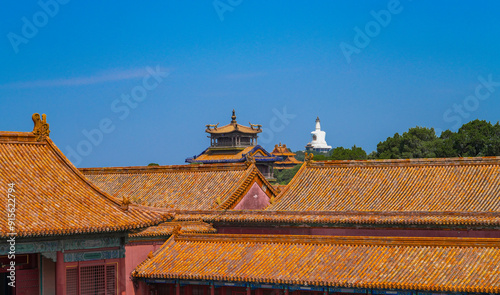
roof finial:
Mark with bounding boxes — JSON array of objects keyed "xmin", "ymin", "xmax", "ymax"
[
  {"xmin": 231, "ymin": 109, "xmax": 237, "ymax": 124},
  {"xmin": 121, "ymin": 196, "xmax": 131, "ymax": 210},
  {"xmin": 245, "ymin": 153, "xmax": 256, "ymax": 166},
  {"xmin": 32, "ymin": 113, "xmax": 50, "ymax": 141},
  {"xmin": 316, "ymin": 116, "xmax": 320, "ymax": 122},
  {"xmin": 304, "ymin": 152, "xmax": 314, "ymax": 166}
]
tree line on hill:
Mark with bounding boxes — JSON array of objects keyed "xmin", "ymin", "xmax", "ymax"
[
  {"xmin": 296, "ymin": 119, "xmax": 500, "ymax": 161},
  {"xmin": 275, "ymin": 119, "xmax": 500, "ymax": 184}
]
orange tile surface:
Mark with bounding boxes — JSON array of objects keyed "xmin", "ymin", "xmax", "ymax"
[
  {"xmin": 0, "ymin": 132, "xmax": 168, "ymax": 238},
  {"xmin": 133, "ymin": 234, "xmax": 500, "ymax": 293},
  {"xmin": 81, "ymin": 163, "xmax": 277, "ymax": 210},
  {"xmin": 195, "ymin": 146, "xmax": 254, "ymax": 161},
  {"xmin": 175, "ymin": 210, "xmax": 500, "ymax": 226},
  {"xmin": 272, "ymin": 157, "xmax": 500, "ymax": 212},
  {"xmin": 129, "ymin": 221, "xmax": 216, "ymax": 238},
  {"xmin": 206, "ymin": 123, "xmax": 261, "ymax": 134},
  {"xmin": 271, "ymin": 143, "xmax": 299, "ymax": 157}
]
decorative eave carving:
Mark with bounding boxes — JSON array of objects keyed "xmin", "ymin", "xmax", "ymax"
[
  {"xmin": 32, "ymin": 113, "xmax": 50, "ymax": 141},
  {"xmin": 245, "ymin": 153, "xmax": 256, "ymax": 166},
  {"xmin": 249, "ymin": 122, "xmax": 262, "ymax": 131},
  {"xmin": 304, "ymin": 152, "xmax": 314, "ymax": 166},
  {"xmin": 172, "ymin": 225, "xmax": 182, "ymax": 236},
  {"xmin": 205, "ymin": 123, "xmax": 219, "ymax": 132},
  {"xmin": 121, "ymin": 196, "xmax": 131, "ymax": 210}
]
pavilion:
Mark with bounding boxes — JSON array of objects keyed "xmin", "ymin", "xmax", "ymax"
[{"xmin": 185, "ymin": 110, "xmax": 280, "ymax": 180}]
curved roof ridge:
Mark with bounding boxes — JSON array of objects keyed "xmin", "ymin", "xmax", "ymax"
[
  {"xmin": 309, "ymin": 156, "xmax": 500, "ymax": 167},
  {"xmin": 80, "ymin": 162, "xmax": 250, "ymax": 174},
  {"xmin": 0, "ymin": 131, "xmax": 40, "ymax": 143},
  {"xmin": 173, "ymin": 233, "xmax": 500, "ymax": 247},
  {"xmin": 45, "ymin": 137, "xmax": 123, "ymax": 206},
  {"xmin": 0, "ymin": 129, "xmax": 168, "ymax": 238}
]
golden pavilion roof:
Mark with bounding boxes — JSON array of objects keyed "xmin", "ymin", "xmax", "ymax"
[{"xmin": 205, "ymin": 110, "xmax": 262, "ymax": 135}]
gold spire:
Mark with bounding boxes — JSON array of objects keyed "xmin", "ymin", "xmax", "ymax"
[{"xmin": 231, "ymin": 109, "xmax": 237, "ymax": 124}]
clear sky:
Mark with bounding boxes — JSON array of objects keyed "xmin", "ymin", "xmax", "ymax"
[{"xmin": 1, "ymin": 1, "xmax": 500, "ymax": 167}]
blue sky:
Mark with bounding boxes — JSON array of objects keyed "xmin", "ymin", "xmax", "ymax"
[{"xmin": 1, "ymin": 1, "xmax": 500, "ymax": 167}]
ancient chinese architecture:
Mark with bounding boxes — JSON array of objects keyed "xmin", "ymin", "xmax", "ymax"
[
  {"xmin": 4, "ymin": 113, "xmax": 500, "ymax": 295},
  {"xmin": 133, "ymin": 234, "xmax": 500, "ymax": 294},
  {"xmin": 305, "ymin": 117, "xmax": 332, "ymax": 152},
  {"xmin": 0, "ymin": 114, "xmax": 167, "ymax": 295},
  {"xmin": 271, "ymin": 143, "xmax": 302, "ymax": 170},
  {"xmin": 81, "ymin": 157, "xmax": 279, "ymax": 294},
  {"xmin": 185, "ymin": 110, "xmax": 280, "ymax": 180},
  {"xmin": 134, "ymin": 157, "xmax": 500, "ymax": 294},
  {"xmin": 81, "ymin": 162, "xmax": 278, "ymax": 211}
]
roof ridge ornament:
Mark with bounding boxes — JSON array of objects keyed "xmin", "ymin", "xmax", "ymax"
[
  {"xmin": 245, "ymin": 153, "xmax": 256, "ymax": 166},
  {"xmin": 249, "ymin": 122, "xmax": 262, "ymax": 131},
  {"xmin": 172, "ymin": 225, "xmax": 182, "ymax": 236},
  {"xmin": 304, "ymin": 152, "xmax": 314, "ymax": 165},
  {"xmin": 121, "ymin": 196, "xmax": 131, "ymax": 210},
  {"xmin": 231, "ymin": 109, "xmax": 237, "ymax": 124},
  {"xmin": 205, "ymin": 123, "xmax": 219, "ymax": 131},
  {"xmin": 32, "ymin": 113, "xmax": 50, "ymax": 141}
]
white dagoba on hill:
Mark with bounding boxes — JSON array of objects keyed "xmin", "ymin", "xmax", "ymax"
[{"xmin": 305, "ymin": 117, "xmax": 332, "ymax": 153}]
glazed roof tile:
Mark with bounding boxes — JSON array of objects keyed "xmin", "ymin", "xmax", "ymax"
[
  {"xmin": 271, "ymin": 157, "xmax": 500, "ymax": 212},
  {"xmin": 81, "ymin": 163, "xmax": 277, "ymax": 210},
  {"xmin": 0, "ymin": 131, "xmax": 168, "ymax": 238},
  {"xmin": 186, "ymin": 145, "xmax": 280, "ymax": 163},
  {"xmin": 133, "ymin": 234, "xmax": 500, "ymax": 293},
  {"xmin": 194, "ymin": 146, "xmax": 254, "ymax": 161},
  {"xmin": 128, "ymin": 221, "xmax": 216, "ymax": 238},
  {"xmin": 174, "ymin": 210, "xmax": 500, "ymax": 226},
  {"xmin": 271, "ymin": 143, "xmax": 297, "ymax": 156},
  {"xmin": 206, "ymin": 123, "xmax": 261, "ymax": 134}
]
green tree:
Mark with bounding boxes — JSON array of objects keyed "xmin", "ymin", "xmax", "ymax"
[
  {"xmin": 148, "ymin": 163, "xmax": 160, "ymax": 166},
  {"xmin": 274, "ymin": 164, "xmax": 302, "ymax": 185},
  {"xmin": 452, "ymin": 120, "xmax": 500, "ymax": 157},
  {"xmin": 374, "ymin": 127, "xmax": 440, "ymax": 159},
  {"xmin": 329, "ymin": 145, "xmax": 367, "ymax": 160},
  {"xmin": 294, "ymin": 150, "xmax": 324, "ymax": 161}
]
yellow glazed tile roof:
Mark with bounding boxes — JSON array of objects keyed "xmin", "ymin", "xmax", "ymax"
[
  {"xmin": 271, "ymin": 143, "xmax": 298, "ymax": 157},
  {"xmin": 133, "ymin": 234, "xmax": 500, "ymax": 293},
  {"xmin": 81, "ymin": 163, "xmax": 277, "ymax": 210},
  {"xmin": 271, "ymin": 157, "xmax": 500, "ymax": 212},
  {"xmin": 195, "ymin": 146, "xmax": 254, "ymax": 161},
  {"xmin": 0, "ymin": 131, "xmax": 169, "ymax": 238},
  {"xmin": 205, "ymin": 123, "xmax": 261, "ymax": 135},
  {"xmin": 174, "ymin": 210, "xmax": 500, "ymax": 226},
  {"xmin": 128, "ymin": 221, "xmax": 216, "ymax": 238}
]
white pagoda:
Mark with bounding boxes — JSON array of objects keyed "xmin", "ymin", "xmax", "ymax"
[{"xmin": 305, "ymin": 117, "xmax": 332, "ymax": 153}]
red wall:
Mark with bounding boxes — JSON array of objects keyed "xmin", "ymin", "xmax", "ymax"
[
  {"xmin": 216, "ymin": 225, "xmax": 500, "ymax": 238},
  {"xmin": 125, "ymin": 241, "xmax": 165, "ymax": 295},
  {"xmin": 233, "ymin": 183, "xmax": 270, "ymax": 210}
]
